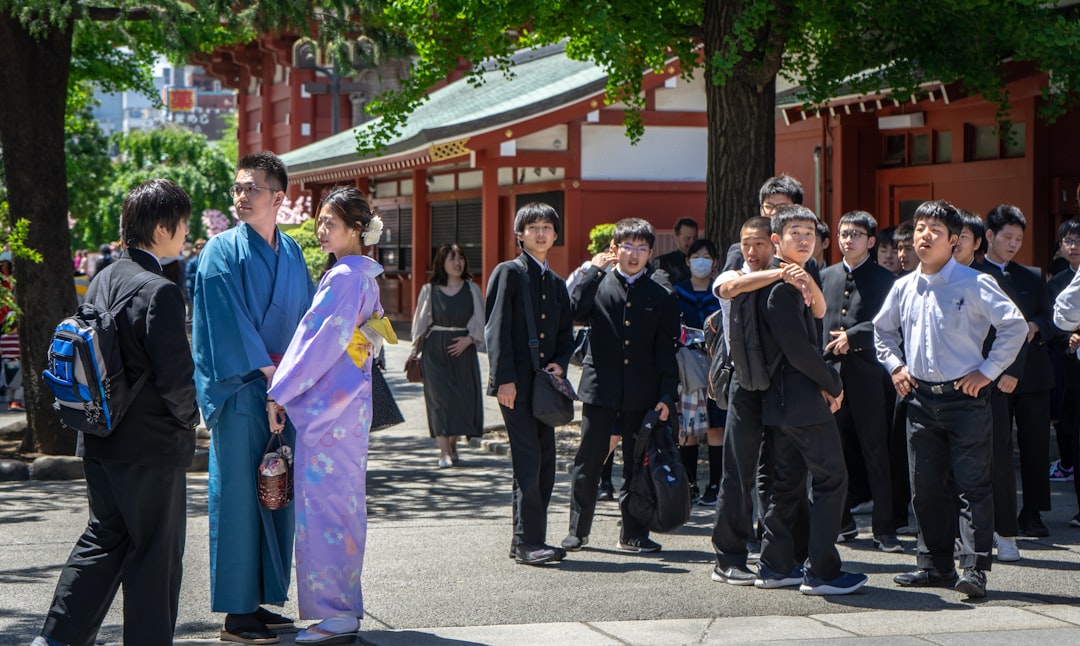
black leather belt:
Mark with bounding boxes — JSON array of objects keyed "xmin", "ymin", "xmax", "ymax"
[{"xmin": 915, "ymin": 378, "xmax": 959, "ymax": 395}]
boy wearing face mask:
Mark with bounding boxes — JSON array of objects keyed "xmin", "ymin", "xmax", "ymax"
[{"xmin": 672, "ymin": 239, "xmax": 724, "ymax": 504}]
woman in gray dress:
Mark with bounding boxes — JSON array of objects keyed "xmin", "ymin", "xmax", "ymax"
[{"xmin": 410, "ymin": 243, "xmax": 485, "ymax": 467}]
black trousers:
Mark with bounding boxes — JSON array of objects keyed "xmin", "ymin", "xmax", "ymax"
[
  {"xmin": 836, "ymin": 363, "xmax": 895, "ymax": 536},
  {"xmin": 888, "ymin": 392, "xmax": 912, "ymax": 530},
  {"xmin": 501, "ymin": 403, "xmax": 557, "ymax": 547},
  {"xmin": 569, "ymin": 404, "xmax": 649, "ymax": 540},
  {"xmin": 42, "ymin": 458, "xmax": 187, "ymax": 646},
  {"xmin": 908, "ymin": 387, "xmax": 993, "ymax": 573},
  {"xmin": 712, "ymin": 383, "xmax": 768, "ymax": 568},
  {"xmin": 1012, "ymin": 389, "xmax": 1053, "ymax": 515},
  {"xmin": 760, "ymin": 420, "xmax": 847, "ymax": 582}
]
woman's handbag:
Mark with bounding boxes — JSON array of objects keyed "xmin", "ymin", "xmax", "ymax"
[
  {"xmin": 404, "ymin": 355, "xmax": 423, "ymax": 383},
  {"xmin": 371, "ymin": 366, "xmax": 405, "ymax": 430},
  {"xmin": 569, "ymin": 326, "xmax": 591, "ymax": 366},
  {"xmin": 256, "ymin": 432, "xmax": 293, "ymax": 510}
]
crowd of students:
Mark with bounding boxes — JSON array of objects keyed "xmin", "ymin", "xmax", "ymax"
[{"xmin": 487, "ymin": 173, "xmax": 1080, "ymax": 603}]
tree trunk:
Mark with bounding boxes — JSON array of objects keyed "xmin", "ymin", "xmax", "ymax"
[
  {"xmin": 0, "ymin": 15, "xmax": 79, "ymax": 455},
  {"xmin": 702, "ymin": 1, "xmax": 787, "ymax": 250}
]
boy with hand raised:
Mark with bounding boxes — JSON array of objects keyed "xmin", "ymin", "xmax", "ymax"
[{"xmin": 753, "ymin": 204, "xmax": 866, "ymax": 595}]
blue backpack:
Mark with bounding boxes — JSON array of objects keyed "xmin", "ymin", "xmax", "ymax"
[{"xmin": 43, "ymin": 272, "xmax": 158, "ymax": 437}]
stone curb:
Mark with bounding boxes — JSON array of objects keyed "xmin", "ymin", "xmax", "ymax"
[{"xmin": 470, "ymin": 422, "xmax": 576, "ymax": 474}]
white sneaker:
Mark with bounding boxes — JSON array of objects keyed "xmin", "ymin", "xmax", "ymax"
[{"xmin": 995, "ymin": 533, "xmax": 1021, "ymax": 562}]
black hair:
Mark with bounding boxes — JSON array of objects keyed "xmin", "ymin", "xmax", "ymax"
[
  {"xmin": 959, "ymin": 210, "xmax": 986, "ymax": 253},
  {"xmin": 673, "ymin": 217, "xmax": 699, "ymax": 235},
  {"xmin": 611, "ymin": 217, "xmax": 656, "ymax": 247},
  {"xmin": 759, "ymin": 174, "xmax": 804, "ymax": 205},
  {"xmin": 838, "ymin": 210, "xmax": 878, "ymax": 238},
  {"xmin": 985, "ymin": 203, "xmax": 1027, "ymax": 233},
  {"xmin": 877, "ymin": 226, "xmax": 896, "ymax": 249},
  {"xmin": 770, "ymin": 204, "xmax": 819, "ymax": 236},
  {"xmin": 429, "ymin": 243, "xmax": 473, "ymax": 286},
  {"xmin": 1058, "ymin": 218, "xmax": 1080, "ymax": 242},
  {"xmin": 120, "ymin": 178, "xmax": 191, "ymax": 249},
  {"xmin": 741, "ymin": 216, "xmax": 772, "ymax": 236},
  {"xmin": 513, "ymin": 202, "xmax": 561, "ymax": 238},
  {"xmin": 318, "ymin": 186, "xmax": 375, "ymax": 273},
  {"xmin": 894, "ymin": 221, "xmax": 915, "ymax": 244},
  {"xmin": 912, "ymin": 200, "xmax": 962, "ymax": 237},
  {"xmin": 815, "ymin": 220, "xmax": 830, "ymax": 241},
  {"xmin": 238, "ymin": 151, "xmax": 287, "ymax": 191},
  {"xmin": 686, "ymin": 238, "xmax": 718, "ymax": 258}
]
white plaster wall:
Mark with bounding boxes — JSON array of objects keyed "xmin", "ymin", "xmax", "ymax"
[
  {"xmin": 517, "ymin": 124, "xmax": 569, "ymax": 150},
  {"xmin": 581, "ymin": 125, "xmax": 706, "ymax": 181},
  {"xmin": 655, "ymin": 74, "xmax": 706, "ymax": 112}
]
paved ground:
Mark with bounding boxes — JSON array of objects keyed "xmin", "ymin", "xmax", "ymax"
[{"xmin": 1, "ymin": 333, "xmax": 1080, "ymax": 645}]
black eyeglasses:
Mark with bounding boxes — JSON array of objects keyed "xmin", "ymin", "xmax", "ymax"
[
  {"xmin": 1062, "ymin": 237, "xmax": 1080, "ymax": 247},
  {"xmin": 228, "ymin": 183, "xmax": 280, "ymax": 197},
  {"xmin": 838, "ymin": 230, "xmax": 868, "ymax": 240}
]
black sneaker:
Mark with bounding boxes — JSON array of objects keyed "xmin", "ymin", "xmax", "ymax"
[
  {"xmin": 689, "ymin": 484, "xmax": 701, "ymax": 504},
  {"xmin": 1018, "ymin": 511, "xmax": 1050, "ymax": 538},
  {"xmin": 598, "ymin": 480, "xmax": 615, "ymax": 501},
  {"xmin": 754, "ymin": 564, "xmax": 804, "ymax": 589},
  {"xmin": 836, "ymin": 520, "xmax": 858, "ymax": 543},
  {"xmin": 711, "ymin": 564, "xmax": 756, "ymax": 586},
  {"xmin": 514, "ymin": 544, "xmax": 558, "ymax": 565},
  {"xmin": 1070, "ymin": 513, "xmax": 1080, "ymax": 528},
  {"xmin": 873, "ymin": 534, "xmax": 904, "ymax": 553},
  {"xmin": 561, "ymin": 534, "xmax": 589, "ymax": 551},
  {"xmin": 698, "ymin": 483, "xmax": 719, "ymax": 506},
  {"xmin": 617, "ymin": 536, "xmax": 662, "ymax": 553},
  {"xmin": 955, "ymin": 567, "xmax": 987, "ymax": 598}
]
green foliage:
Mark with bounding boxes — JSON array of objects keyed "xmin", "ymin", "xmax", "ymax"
[
  {"xmin": 91, "ymin": 126, "xmax": 235, "ymax": 245},
  {"xmin": 587, "ymin": 223, "xmax": 615, "ymax": 255},
  {"xmin": 285, "ymin": 219, "xmax": 330, "ymax": 281},
  {"xmin": 66, "ymin": 83, "xmax": 114, "ymax": 251},
  {"xmin": 216, "ymin": 111, "xmax": 239, "ymax": 167}
]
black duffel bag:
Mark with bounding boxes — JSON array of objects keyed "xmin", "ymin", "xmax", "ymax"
[{"xmin": 620, "ymin": 410, "xmax": 692, "ymax": 533}]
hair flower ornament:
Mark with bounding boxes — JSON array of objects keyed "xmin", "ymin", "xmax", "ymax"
[{"xmin": 363, "ymin": 215, "xmax": 384, "ymax": 246}]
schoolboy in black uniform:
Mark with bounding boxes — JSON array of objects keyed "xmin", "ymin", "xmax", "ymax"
[
  {"xmin": 756, "ymin": 204, "xmax": 866, "ymax": 595},
  {"xmin": 562, "ymin": 218, "xmax": 680, "ymax": 554},
  {"xmin": 485, "ymin": 202, "xmax": 574, "ymax": 566},
  {"xmin": 821, "ymin": 210, "xmax": 899, "ymax": 552},
  {"xmin": 974, "ymin": 205, "xmax": 1054, "ymax": 539}
]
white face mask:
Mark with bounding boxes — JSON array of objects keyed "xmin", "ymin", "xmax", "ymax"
[{"xmin": 689, "ymin": 257, "xmax": 713, "ymax": 278}]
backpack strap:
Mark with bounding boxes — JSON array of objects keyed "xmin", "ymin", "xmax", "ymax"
[{"xmin": 97, "ymin": 269, "xmax": 163, "ymax": 398}]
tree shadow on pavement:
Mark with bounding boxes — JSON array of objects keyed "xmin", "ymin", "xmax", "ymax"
[{"xmin": 359, "ymin": 631, "xmax": 487, "ymax": 646}]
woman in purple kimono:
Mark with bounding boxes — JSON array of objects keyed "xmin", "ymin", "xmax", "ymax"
[{"xmin": 267, "ymin": 187, "xmax": 390, "ymax": 644}]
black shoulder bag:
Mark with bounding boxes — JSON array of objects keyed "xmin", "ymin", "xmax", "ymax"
[{"xmin": 515, "ymin": 259, "xmax": 577, "ymax": 427}]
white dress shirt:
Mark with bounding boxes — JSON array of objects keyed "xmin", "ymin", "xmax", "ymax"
[
  {"xmin": 874, "ymin": 257, "xmax": 1026, "ymax": 383},
  {"xmin": 1053, "ymin": 268, "xmax": 1080, "ymax": 334}
]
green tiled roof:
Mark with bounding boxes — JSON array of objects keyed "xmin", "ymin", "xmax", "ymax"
[{"xmin": 282, "ymin": 43, "xmax": 607, "ymax": 174}]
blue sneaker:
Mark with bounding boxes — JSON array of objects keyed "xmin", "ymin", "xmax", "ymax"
[
  {"xmin": 800, "ymin": 570, "xmax": 868, "ymax": 595},
  {"xmin": 754, "ymin": 564, "xmax": 804, "ymax": 588}
]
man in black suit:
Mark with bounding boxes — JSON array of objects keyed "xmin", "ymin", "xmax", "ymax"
[
  {"xmin": 562, "ymin": 217, "xmax": 681, "ymax": 554},
  {"xmin": 35, "ymin": 179, "xmax": 200, "ymax": 646},
  {"xmin": 975, "ymin": 204, "xmax": 1054, "ymax": 539},
  {"xmin": 485, "ymin": 202, "xmax": 575, "ymax": 566},
  {"xmin": 756, "ymin": 204, "xmax": 866, "ymax": 595},
  {"xmin": 821, "ymin": 211, "xmax": 899, "ymax": 552},
  {"xmin": 651, "ymin": 216, "xmax": 698, "ymax": 288}
]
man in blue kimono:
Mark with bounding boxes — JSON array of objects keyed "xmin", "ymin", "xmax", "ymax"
[{"xmin": 193, "ymin": 151, "xmax": 314, "ymax": 643}]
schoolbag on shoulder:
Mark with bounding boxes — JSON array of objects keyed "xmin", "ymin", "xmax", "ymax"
[
  {"xmin": 702, "ymin": 309, "xmax": 732, "ymax": 409},
  {"xmin": 727, "ymin": 289, "xmax": 780, "ymax": 391},
  {"xmin": 43, "ymin": 271, "xmax": 158, "ymax": 437},
  {"xmin": 620, "ymin": 410, "xmax": 692, "ymax": 533}
]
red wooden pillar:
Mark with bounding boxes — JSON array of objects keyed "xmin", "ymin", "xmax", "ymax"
[
  {"xmin": 260, "ymin": 53, "xmax": 274, "ymax": 152},
  {"xmin": 480, "ymin": 150, "xmax": 501, "ymax": 291},
  {"xmin": 411, "ymin": 167, "xmax": 430, "ymax": 308}
]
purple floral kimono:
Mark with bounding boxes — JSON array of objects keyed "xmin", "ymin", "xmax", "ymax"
[{"xmin": 267, "ymin": 255, "xmax": 382, "ymax": 620}]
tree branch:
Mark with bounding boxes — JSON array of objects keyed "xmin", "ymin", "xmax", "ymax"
[{"xmin": 81, "ymin": 5, "xmax": 164, "ymax": 21}]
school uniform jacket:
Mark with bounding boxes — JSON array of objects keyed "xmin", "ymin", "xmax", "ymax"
[
  {"xmin": 974, "ymin": 259, "xmax": 1054, "ymax": 393},
  {"xmin": 570, "ymin": 265, "xmax": 680, "ymax": 412},
  {"xmin": 81, "ymin": 248, "xmax": 200, "ymax": 467},
  {"xmin": 820, "ymin": 259, "xmax": 896, "ymax": 372},
  {"xmin": 484, "ymin": 253, "xmax": 574, "ymax": 402},
  {"xmin": 759, "ymin": 280, "xmax": 842, "ymax": 427}
]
